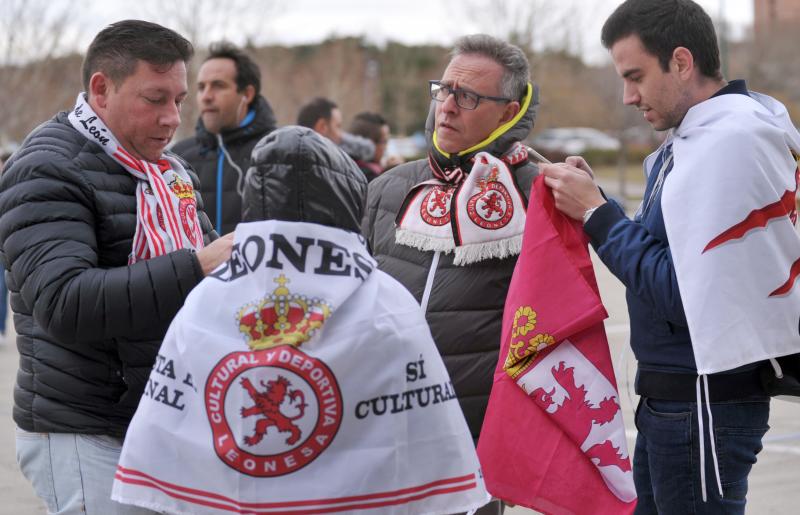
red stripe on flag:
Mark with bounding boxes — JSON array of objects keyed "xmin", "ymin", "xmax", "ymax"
[
  {"xmin": 704, "ymin": 188, "xmax": 796, "ymax": 252},
  {"xmin": 115, "ymin": 473, "xmax": 477, "ymax": 514},
  {"xmin": 770, "ymin": 256, "xmax": 800, "ymax": 297},
  {"xmin": 115, "ymin": 466, "xmax": 476, "ymax": 511}
]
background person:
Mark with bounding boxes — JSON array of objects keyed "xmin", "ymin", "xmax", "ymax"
[
  {"xmin": 172, "ymin": 41, "xmax": 277, "ymax": 235},
  {"xmin": 362, "ymin": 33, "xmax": 539, "ymax": 515},
  {"xmin": 348, "ymin": 111, "xmax": 390, "ymax": 181},
  {"xmin": 541, "ymin": 1, "xmax": 800, "ymax": 512},
  {"xmin": 296, "ymin": 96, "xmax": 343, "ymax": 145}
]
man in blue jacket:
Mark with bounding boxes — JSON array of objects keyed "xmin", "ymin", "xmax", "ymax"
[
  {"xmin": 173, "ymin": 42, "xmax": 277, "ymax": 235},
  {"xmin": 542, "ymin": 0, "xmax": 800, "ymax": 513}
]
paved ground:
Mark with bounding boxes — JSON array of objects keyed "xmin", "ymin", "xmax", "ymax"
[
  {"xmin": 1, "ymin": 248, "xmax": 798, "ymax": 514},
  {"xmin": 0, "ymin": 330, "xmax": 43, "ymax": 514}
]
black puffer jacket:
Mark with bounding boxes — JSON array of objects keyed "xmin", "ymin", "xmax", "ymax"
[
  {"xmin": 243, "ymin": 125, "xmax": 367, "ymax": 231},
  {"xmin": 363, "ymin": 91, "xmax": 539, "ymax": 439},
  {"xmin": 173, "ymin": 95, "xmax": 277, "ymax": 234},
  {"xmin": 0, "ymin": 112, "xmax": 215, "ymax": 437}
]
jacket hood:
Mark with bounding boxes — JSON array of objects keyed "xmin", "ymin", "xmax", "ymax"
[
  {"xmin": 425, "ymin": 82, "xmax": 539, "ymax": 170},
  {"xmin": 194, "ymin": 95, "xmax": 278, "ymax": 148},
  {"xmin": 243, "ymin": 126, "xmax": 367, "ymax": 233}
]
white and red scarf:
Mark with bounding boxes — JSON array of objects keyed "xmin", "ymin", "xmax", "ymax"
[
  {"xmin": 68, "ymin": 94, "xmax": 204, "ymax": 263},
  {"xmin": 395, "ymin": 145, "xmax": 528, "ymax": 265}
]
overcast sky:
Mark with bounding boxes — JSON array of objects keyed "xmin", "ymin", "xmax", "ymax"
[{"xmin": 30, "ymin": 0, "xmax": 755, "ymax": 65}]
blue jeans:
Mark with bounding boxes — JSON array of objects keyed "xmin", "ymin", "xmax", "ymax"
[
  {"xmin": 633, "ymin": 396, "xmax": 770, "ymax": 515},
  {"xmin": 15, "ymin": 429, "xmax": 160, "ymax": 514}
]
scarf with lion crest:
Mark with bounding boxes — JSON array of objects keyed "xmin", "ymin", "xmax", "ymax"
[
  {"xmin": 395, "ymin": 144, "xmax": 529, "ymax": 266},
  {"xmin": 395, "ymin": 82, "xmax": 536, "ymax": 266},
  {"xmin": 68, "ymin": 93, "xmax": 204, "ymax": 263}
]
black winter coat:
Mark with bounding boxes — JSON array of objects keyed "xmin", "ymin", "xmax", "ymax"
[
  {"xmin": 172, "ymin": 96, "xmax": 277, "ymax": 235},
  {"xmin": 0, "ymin": 112, "xmax": 215, "ymax": 437},
  {"xmin": 363, "ymin": 93, "xmax": 539, "ymax": 440}
]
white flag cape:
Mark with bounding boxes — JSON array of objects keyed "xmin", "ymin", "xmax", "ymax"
[
  {"xmin": 661, "ymin": 92, "xmax": 800, "ymax": 375},
  {"xmin": 112, "ymin": 220, "xmax": 489, "ymax": 515}
]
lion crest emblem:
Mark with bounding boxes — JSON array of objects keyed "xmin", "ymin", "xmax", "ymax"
[{"xmin": 240, "ymin": 375, "xmax": 307, "ymax": 446}]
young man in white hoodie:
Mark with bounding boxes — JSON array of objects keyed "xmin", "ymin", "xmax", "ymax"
[{"xmin": 541, "ymin": 0, "xmax": 800, "ymax": 513}]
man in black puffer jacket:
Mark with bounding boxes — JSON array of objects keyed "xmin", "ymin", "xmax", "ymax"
[
  {"xmin": 363, "ymin": 37, "xmax": 539, "ymax": 514},
  {"xmin": 172, "ymin": 42, "xmax": 277, "ymax": 235},
  {"xmin": 0, "ymin": 20, "xmax": 232, "ymax": 514}
]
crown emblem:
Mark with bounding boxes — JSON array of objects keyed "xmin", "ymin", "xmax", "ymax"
[
  {"xmin": 169, "ymin": 176, "xmax": 196, "ymax": 200},
  {"xmin": 476, "ymin": 165, "xmax": 500, "ymax": 192},
  {"xmin": 237, "ymin": 275, "xmax": 332, "ymax": 350}
]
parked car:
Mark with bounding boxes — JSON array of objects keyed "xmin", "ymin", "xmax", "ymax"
[{"xmin": 531, "ymin": 127, "xmax": 621, "ymax": 155}]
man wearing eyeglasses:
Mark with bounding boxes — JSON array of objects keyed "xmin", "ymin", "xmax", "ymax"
[{"xmin": 362, "ymin": 34, "xmax": 538, "ymax": 514}]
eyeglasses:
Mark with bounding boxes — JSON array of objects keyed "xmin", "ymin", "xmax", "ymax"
[{"xmin": 429, "ymin": 80, "xmax": 511, "ymax": 110}]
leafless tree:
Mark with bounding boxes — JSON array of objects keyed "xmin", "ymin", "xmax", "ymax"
[
  {"xmin": 138, "ymin": 0, "xmax": 282, "ymax": 50},
  {"xmin": 0, "ymin": 0, "xmax": 80, "ymax": 148},
  {"xmin": 454, "ymin": 0, "xmax": 609, "ymax": 61},
  {"xmin": 0, "ymin": 0, "xmax": 78, "ymax": 65}
]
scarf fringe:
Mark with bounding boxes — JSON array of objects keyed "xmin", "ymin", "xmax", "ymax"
[
  {"xmin": 395, "ymin": 228, "xmax": 455, "ymax": 254},
  {"xmin": 453, "ymin": 234, "xmax": 523, "ymax": 266},
  {"xmin": 395, "ymin": 151, "xmax": 527, "ymax": 265}
]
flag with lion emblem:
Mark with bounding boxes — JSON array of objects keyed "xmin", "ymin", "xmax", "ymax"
[
  {"xmin": 477, "ymin": 176, "xmax": 636, "ymax": 514},
  {"xmin": 112, "ymin": 220, "xmax": 489, "ymax": 515}
]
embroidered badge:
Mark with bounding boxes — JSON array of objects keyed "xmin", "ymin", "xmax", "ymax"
[{"xmin": 169, "ymin": 176, "xmax": 200, "ymax": 246}]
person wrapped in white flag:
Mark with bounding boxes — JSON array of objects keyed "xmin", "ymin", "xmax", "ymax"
[{"xmin": 112, "ymin": 126, "xmax": 489, "ymax": 515}]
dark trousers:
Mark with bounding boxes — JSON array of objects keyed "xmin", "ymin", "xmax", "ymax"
[{"xmin": 633, "ymin": 396, "xmax": 770, "ymax": 514}]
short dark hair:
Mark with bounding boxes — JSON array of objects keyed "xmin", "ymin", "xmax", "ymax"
[
  {"xmin": 601, "ymin": 0, "xmax": 722, "ymax": 80},
  {"xmin": 297, "ymin": 97, "xmax": 338, "ymax": 128},
  {"xmin": 82, "ymin": 20, "xmax": 193, "ymax": 91},
  {"xmin": 205, "ymin": 41, "xmax": 261, "ymax": 97},
  {"xmin": 349, "ymin": 112, "xmax": 388, "ymax": 144}
]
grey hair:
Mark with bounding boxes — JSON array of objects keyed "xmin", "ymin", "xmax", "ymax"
[{"xmin": 451, "ymin": 34, "xmax": 530, "ymax": 102}]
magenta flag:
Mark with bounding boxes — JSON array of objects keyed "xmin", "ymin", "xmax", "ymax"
[{"xmin": 477, "ymin": 176, "xmax": 636, "ymax": 514}]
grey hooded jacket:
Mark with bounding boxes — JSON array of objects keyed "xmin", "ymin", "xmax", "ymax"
[{"xmin": 362, "ymin": 92, "xmax": 539, "ymax": 440}]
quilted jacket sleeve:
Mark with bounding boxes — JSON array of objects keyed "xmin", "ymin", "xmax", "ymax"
[{"xmin": 0, "ymin": 139, "xmax": 206, "ymax": 346}]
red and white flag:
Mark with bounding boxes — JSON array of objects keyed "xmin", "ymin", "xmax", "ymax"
[
  {"xmin": 477, "ymin": 176, "xmax": 636, "ymax": 515},
  {"xmin": 112, "ymin": 220, "xmax": 489, "ymax": 515},
  {"xmin": 661, "ymin": 92, "xmax": 800, "ymax": 375}
]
